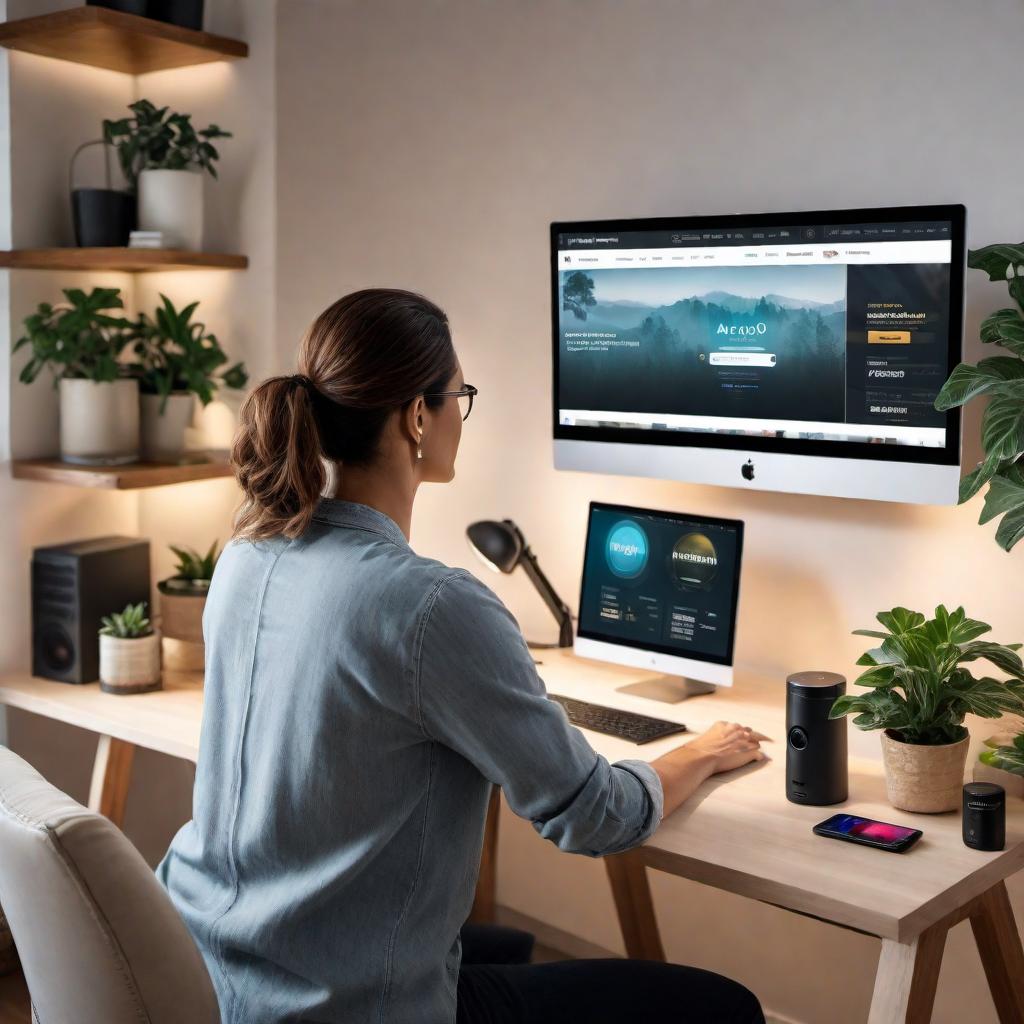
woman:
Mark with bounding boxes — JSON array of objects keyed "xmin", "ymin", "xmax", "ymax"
[{"xmin": 159, "ymin": 289, "xmax": 766, "ymax": 1024}]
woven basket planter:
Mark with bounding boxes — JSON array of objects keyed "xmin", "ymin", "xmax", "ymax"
[
  {"xmin": 99, "ymin": 632, "xmax": 162, "ymax": 695},
  {"xmin": 881, "ymin": 730, "xmax": 969, "ymax": 813}
]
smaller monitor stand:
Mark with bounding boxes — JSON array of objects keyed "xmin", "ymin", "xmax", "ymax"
[{"xmin": 616, "ymin": 675, "xmax": 717, "ymax": 704}]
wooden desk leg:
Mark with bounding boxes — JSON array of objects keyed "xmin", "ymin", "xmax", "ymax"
[
  {"xmin": 605, "ymin": 849, "xmax": 665, "ymax": 962},
  {"xmin": 468, "ymin": 784, "xmax": 500, "ymax": 924},
  {"xmin": 87, "ymin": 735, "xmax": 135, "ymax": 828},
  {"xmin": 969, "ymin": 880, "xmax": 1024, "ymax": 1024},
  {"xmin": 869, "ymin": 919, "xmax": 948, "ymax": 1024}
]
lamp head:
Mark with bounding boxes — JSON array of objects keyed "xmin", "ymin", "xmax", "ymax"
[{"xmin": 466, "ymin": 519, "xmax": 523, "ymax": 574}]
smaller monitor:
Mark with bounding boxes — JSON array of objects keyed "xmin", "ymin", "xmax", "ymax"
[{"xmin": 575, "ymin": 502, "xmax": 743, "ymax": 702}]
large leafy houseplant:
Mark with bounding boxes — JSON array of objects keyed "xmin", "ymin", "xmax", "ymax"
[
  {"xmin": 102, "ymin": 99, "xmax": 231, "ymax": 191},
  {"xmin": 14, "ymin": 287, "xmax": 132, "ymax": 384},
  {"xmin": 934, "ymin": 243, "xmax": 1024, "ymax": 551},
  {"xmin": 132, "ymin": 294, "xmax": 248, "ymax": 410},
  {"xmin": 830, "ymin": 606, "xmax": 1024, "ymax": 745}
]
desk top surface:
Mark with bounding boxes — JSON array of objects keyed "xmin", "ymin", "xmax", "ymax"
[{"xmin": 2, "ymin": 649, "xmax": 1021, "ymax": 940}]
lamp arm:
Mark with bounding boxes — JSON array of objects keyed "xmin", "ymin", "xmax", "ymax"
[{"xmin": 519, "ymin": 547, "xmax": 574, "ymax": 648}]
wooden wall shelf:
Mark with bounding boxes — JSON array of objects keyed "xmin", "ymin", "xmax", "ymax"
[
  {"xmin": 0, "ymin": 248, "xmax": 248, "ymax": 272},
  {"xmin": 0, "ymin": 7, "xmax": 248, "ymax": 75},
  {"xmin": 11, "ymin": 450, "xmax": 233, "ymax": 490}
]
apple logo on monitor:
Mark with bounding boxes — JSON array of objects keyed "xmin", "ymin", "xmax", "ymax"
[
  {"xmin": 671, "ymin": 532, "xmax": 718, "ymax": 591},
  {"xmin": 605, "ymin": 520, "xmax": 649, "ymax": 579},
  {"xmin": 742, "ymin": 459, "xmax": 755, "ymax": 481}
]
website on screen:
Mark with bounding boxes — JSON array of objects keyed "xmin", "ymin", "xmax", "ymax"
[{"xmin": 556, "ymin": 221, "xmax": 953, "ymax": 447}]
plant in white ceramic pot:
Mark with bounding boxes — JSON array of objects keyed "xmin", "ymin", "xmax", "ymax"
[
  {"xmin": 131, "ymin": 295, "xmax": 247, "ymax": 460},
  {"xmin": 99, "ymin": 602, "xmax": 161, "ymax": 695},
  {"xmin": 103, "ymin": 99, "xmax": 231, "ymax": 250},
  {"xmin": 829, "ymin": 606, "xmax": 1024, "ymax": 813},
  {"xmin": 158, "ymin": 541, "xmax": 219, "ymax": 647},
  {"xmin": 14, "ymin": 287, "xmax": 138, "ymax": 464}
]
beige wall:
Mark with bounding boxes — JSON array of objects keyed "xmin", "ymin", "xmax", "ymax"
[{"xmin": 274, "ymin": 2, "xmax": 1023, "ymax": 1021}]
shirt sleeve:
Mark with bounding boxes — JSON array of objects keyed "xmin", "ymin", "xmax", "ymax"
[{"xmin": 414, "ymin": 570, "xmax": 664, "ymax": 857}]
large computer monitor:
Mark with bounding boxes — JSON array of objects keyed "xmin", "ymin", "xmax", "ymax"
[
  {"xmin": 551, "ymin": 204, "xmax": 965, "ymax": 504},
  {"xmin": 575, "ymin": 502, "xmax": 743, "ymax": 702}
]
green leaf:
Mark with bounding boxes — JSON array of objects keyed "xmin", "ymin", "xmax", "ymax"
[
  {"xmin": 968, "ymin": 243, "xmax": 1024, "ymax": 282},
  {"xmin": 981, "ymin": 391, "xmax": 1024, "ymax": 461},
  {"xmin": 958, "ymin": 641, "xmax": 1024, "ymax": 677},
  {"xmin": 853, "ymin": 664, "xmax": 898, "ymax": 687},
  {"xmin": 980, "ymin": 309, "xmax": 1024, "ymax": 344},
  {"xmin": 934, "ymin": 359, "xmax": 1024, "ymax": 410},
  {"xmin": 876, "ymin": 607, "xmax": 925, "ymax": 634},
  {"xmin": 995, "ymin": 504, "xmax": 1024, "ymax": 552},
  {"xmin": 979, "ymin": 471, "xmax": 1024, "ymax": 525}
]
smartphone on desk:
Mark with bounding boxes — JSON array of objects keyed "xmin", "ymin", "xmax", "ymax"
[{"xmin": 813, "ymin": 813, "xmax": 922, "ymax": 853}]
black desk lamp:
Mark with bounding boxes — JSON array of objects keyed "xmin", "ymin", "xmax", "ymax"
[{"xmin": 466, "ymin": 520, "xmax": 574, "ymax": 649}]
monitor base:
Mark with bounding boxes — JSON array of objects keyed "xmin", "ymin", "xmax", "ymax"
[{"xmin": 616, "ymin": 675, "xmax": 717, "ymax": 704}]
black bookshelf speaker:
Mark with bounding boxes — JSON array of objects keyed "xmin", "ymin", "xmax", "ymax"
[
  {"xmin": 963, "ymin": 783, "xmax": 1005, "ymax": 852},
  {"xmin": 32, "ymin": 537, "xmax": 150, "ymax": 684},
  {"xmin": 786, "ymin": 671, "xmax": 848, "ymax": 805}
]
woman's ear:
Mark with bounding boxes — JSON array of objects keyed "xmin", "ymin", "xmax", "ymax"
[{"xmin": 403, "ymin": 396, "xmax": 426, "ymax": 445}]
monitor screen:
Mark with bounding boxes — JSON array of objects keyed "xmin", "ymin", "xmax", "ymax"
[
  {"xmin": 552, "ymin": 205, "xmax": 964, "ymax": 468},
  {"xmin": 577, "ymin": 502, "xmax": 743, "ymax": 667}
]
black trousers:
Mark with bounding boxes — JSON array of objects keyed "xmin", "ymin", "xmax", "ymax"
[{"xmin": 457, "ymin": 924, "xmax": 765, "ymax": 1024}]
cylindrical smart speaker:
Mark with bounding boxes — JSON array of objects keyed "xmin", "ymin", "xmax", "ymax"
[
  {"xmin": 786, "ymin": 671, "xmax": 848, "ymax": 805},
  {"xmin": 962, "ymin": 782, "xmax": 1005, "ymax": 852}
]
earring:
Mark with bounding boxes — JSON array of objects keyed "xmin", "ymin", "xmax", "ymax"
[{"xmin": 416, "ymin": 430, "xmax": 423, "ymax": 461}]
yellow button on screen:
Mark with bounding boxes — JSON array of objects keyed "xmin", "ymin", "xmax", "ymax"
[{"xmin": 868, "ymin": 330, "xmax": 911, "ymax": 344}]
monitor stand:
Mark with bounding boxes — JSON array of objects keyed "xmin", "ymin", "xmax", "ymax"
[{"xmin": 616, "ymin": 675, "xmax": 717, "ymax": 704}]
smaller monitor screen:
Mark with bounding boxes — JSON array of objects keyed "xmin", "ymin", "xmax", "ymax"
[{"xmin": 577, "ymin": 502, "xmax": 743, "ymax": 666}]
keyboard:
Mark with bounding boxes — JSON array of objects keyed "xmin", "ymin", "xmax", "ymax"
[{"xmin": 547, "ymin": 694, "xmax": 688, "ymax": 745}]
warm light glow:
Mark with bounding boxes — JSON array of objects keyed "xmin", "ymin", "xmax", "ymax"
[{"xmin": 466, "ymin": 537, "xmax": 501, "ymax": 574}]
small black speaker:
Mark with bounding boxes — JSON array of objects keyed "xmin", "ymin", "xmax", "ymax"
[
  {"xmin": 32, "ymin": 537, "xmax": 150, "ymax": 684},
  {"xmin": 786, "ymin": 671, "xmax": 848, "ymax": 805},
  {"xmin": 963, "ymin": 782, "xmax": 1005, "ymax": 852}
]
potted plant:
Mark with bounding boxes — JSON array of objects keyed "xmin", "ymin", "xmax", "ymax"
[
  {"xmin": 158, "ymin": 541, "xmax": 218, "ymax": 646},
  {"xmin": 830, "ymin": 605, "xmax": 1024, "ymax": 813},
  {"xmin": 103, "ymin": 99, "xmax": 231, "ymax": 250},
  {"xmin": 14, "ymin": 287, "xmax": 139, "ymax": 464},
  {"xmin": 99, "ymin": 602, "xmax": 161, "ymax": 695},
  {"xmin": 976, "ymin": 728, "xmax": 1024, "ymax": 799},
  {"xmin": 132, "ymin": 294, "xmax": 248, "ymax": 460},
  {"xmin": 934, "ymin": 242, "xmax": 1024, "ymax": 551}
]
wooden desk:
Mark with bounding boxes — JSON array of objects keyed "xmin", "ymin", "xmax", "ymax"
[
  {"xmin": 534, "ymin": 650, "xmax": 1024, "ymax": 1024},
  {"xmin": 0, "ymin": 670, "xmax": 203, "ymax": 825},
  {"xmin": 3, "ymin": 654, "xmax": 1023, "ymax": 1023}
]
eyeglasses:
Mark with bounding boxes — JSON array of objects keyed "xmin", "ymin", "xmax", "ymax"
[{"xmin": 425, "ymin": 383, "xmax": 478, "ymax": 421}]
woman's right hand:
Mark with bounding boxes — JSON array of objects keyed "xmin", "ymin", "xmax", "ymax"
[
  {"xmin": 651, "ymin": 719, "xmax": 767, "ymax": 820},
  {"xmin": 684, "ymin": 720, "xmax": 765, "ymax": 775}
]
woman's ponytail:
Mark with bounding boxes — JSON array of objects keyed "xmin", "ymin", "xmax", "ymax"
[
  {"xmin": 229, "ymin": 288, "xmax": 456, "ymax": 543},
  {"xmin": 231, "ymin": 375, "xmax": 327, "ymax": 542}
]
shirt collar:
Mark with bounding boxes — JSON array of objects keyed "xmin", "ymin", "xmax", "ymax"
[{"xmin": 312, "ymin": 499, "xmax": 408, "ymax": 547}]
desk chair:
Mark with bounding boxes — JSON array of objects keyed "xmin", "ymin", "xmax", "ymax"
[{"xmin": 0, "ymin": 745, "xmax": 219, "ymax": 1024}]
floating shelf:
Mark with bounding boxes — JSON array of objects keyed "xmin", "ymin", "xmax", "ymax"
[
  {"xmin": 11, "ymin": 450, "xmax": 233, "ymax": 490},
  {"xmin": 0, "ymin": 248, "xmax": 248, "ymax": 272},
  {"xmin": 0, "ymin": 7, "xmax": 248, "ymax": 75}
]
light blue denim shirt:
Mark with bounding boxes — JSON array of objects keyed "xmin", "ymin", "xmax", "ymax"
[{"xmin": 158, "ymin": 498, "xmax": 664, "ymax": 1024}]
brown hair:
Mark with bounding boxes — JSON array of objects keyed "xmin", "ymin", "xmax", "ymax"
[{"xmin": 231, "ymin": 288, "xmax": 456, "ymax": 542}]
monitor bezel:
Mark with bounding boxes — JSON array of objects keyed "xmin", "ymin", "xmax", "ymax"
[
  {"xmin": 551, "ymin": 203, "xmax": 965, "ymax": 467},
  {"xmin": 576, "ymin": 500, "xmax": 744, "ymax": 668}
]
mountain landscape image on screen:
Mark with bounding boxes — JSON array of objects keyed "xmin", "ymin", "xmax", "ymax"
[{"xmin": 559, "ymin": 265, "xmax": 848, "ymax": 423}]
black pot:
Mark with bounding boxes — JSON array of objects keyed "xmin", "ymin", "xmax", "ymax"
[
  {"xmin": 71, "ymin": 188, "xmax": 136, "ymax": 248},
  {"xmin": 86, "ymin": 0, "xmax": 149, "ymax": 15},
  {"xmin": 148, "ymin": 0, "xmax": 204, "ymax": 30}
]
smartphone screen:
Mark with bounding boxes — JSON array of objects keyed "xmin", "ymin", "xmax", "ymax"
[{"xmin": 814, "ymin": 813, "xmax": 922, "ymax": 851}]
